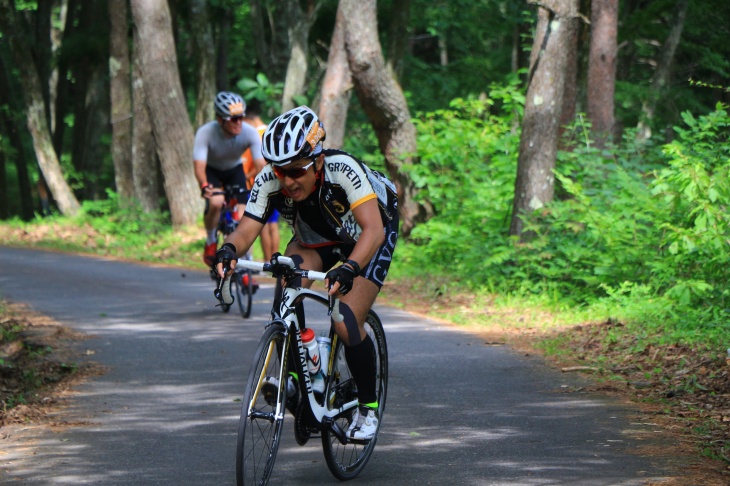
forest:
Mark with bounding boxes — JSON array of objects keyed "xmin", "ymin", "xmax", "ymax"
[{"xmin": 1, "ymin": 0, "xmax": 730, "ymax": 345}]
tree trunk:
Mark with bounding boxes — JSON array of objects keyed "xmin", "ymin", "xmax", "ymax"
[
  {"xmin": 558, "ymin": 12, "xmax": 581, "ymax": 147},
  {"xmin": 34, "ymin": 0, "xmax": 53, "ymax": 126},
  {"xmin": 78, "ymin": 67, "xmax": 111, "ymax": 200},
  {"xmin": 48, "ymin": 0, "xmax": 69, "ymax": 136},
  {"xmin": 510, "ymin": 0, "xmax": 578, "ymax": 238},
  {"xmin": 189, "ymin": 0, "xmax": 216, "ymax": 127},
  {"xmin": 386, "ymin": 0, "xmax": 410, "ymax": 80},
  {"xmin": 636, "ymin": 0, "xmax": 688, "ymax": 142},
  {"xmin": 0, "ymin": 1, "xmax": 81, "ymax": 216},
  {"xmin": 340, "ymin": 0, "xmax": 431, "ymax": 237},
  {"xmin": 130, "ymin": 0, "xmax": 199, "ymax": 227},
  {"xmin": 0, "ymin": 52, "xmax": 35, "ymax": 220},
  {"xmin": 131, "ymin": 45, "xmax": 160, "ymax": 213},
  {"xmin": 109, "ymin": 0, "xmax": 134, "ymax": 203},
  {"xmin": 0, "ymin": 136, "xmax": 5, "ymax": 219},
  {"xmin": 281, "ymin": 15, "xmax": 310, "ymax": 112},
  {"xmin": 0, "ymin": 115, "xmax": 35, "ymax": 220},
  {"xmin": 53, "ymin": 0, "xmax": 78, "ymax": 157},
  {"xmin": 317, "ymin": 1, "xmax": 351, "ymax": 149},
  {"xmin": 281, "ymin": 0, "xmax": 320, "ymax": 112},
  {"xmin": 586, "ymin": 0, "xmax": 618, "ymax": 147},
  {"xmin": 69, "ymin": 0, "xmax": 109, "ymax": 200},
  {"xmin": 248, "ymin": 0, "xmax": 272, "ymax": 76},
  {"xmin": 248, "ymin": 0, "xmax": 296, "ymax": 87},
  {"xmin": 214, "ymin": 7, "xmax": 231, "ymax": 91}
]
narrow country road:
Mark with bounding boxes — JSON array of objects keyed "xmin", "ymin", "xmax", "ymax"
[{"xmin": 0, "ymin": 247, "xmax": 685, "ymax": 485}]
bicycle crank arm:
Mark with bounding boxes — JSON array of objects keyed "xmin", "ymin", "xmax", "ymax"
[{"xmin": 323, "ymin": 417, "xmax": 348, "ymax": 445}]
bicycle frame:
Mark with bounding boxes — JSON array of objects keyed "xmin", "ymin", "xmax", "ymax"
[
  {"xmin": 234, "ymin": 254, "xmax": 387, "ymax": 484},
  {"xmin": 237, "ymin": 257, "xmax": 357, "ymax": 427},
  {"xmin": 212, "ymin": 184, "xmax": 247, "ymax": 237}
]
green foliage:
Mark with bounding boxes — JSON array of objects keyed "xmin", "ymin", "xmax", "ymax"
[
  {"xmin": 397, "ymin": 83, "xmax": 521, "ymax": 283},
  {"xmin": 78, "ymin": 190, "xmax": 169, "ymax": 238},
  {"xmin": 396, "ymin": 92, "xmax": 730, "ymax": 348},
  {"xmin": 513, "ymin": 104, "xmax": 730, "ymax": 345},
  {"xmin": 237, "ymin": 73, "xmax": 283, "ymax": 119}
]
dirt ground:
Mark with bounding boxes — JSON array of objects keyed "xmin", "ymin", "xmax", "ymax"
[
  {"xmin": 0, "ymin": 302, "xmax": 104, "ymax": 428},
  {"xmin": 379, "ymin": 285, "xmax": 730, "ymax": 486},
  {"xmin": 1, "ymin": 286, "xmax": 729, "ymax": 485}
]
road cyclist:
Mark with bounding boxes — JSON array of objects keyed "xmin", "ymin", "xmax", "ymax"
[
  {"xmin": 214, "ymin": 105, "xmax": 399, "ymax": 448},
  {"xmin": 241, "ymin": 99, "xmax": 281, "ymax": 262},
  {"xmin": 193, "ymin": 91, "xmax": 266, "ymax": 267},
  {"xmin": 210, "ymin": 183, "xmax": 255, "ymax": 317}
]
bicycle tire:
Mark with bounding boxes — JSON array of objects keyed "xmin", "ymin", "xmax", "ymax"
[
  {"xmin": 234, "ymin": 270, "xmax": 253, "ymax": 318},
  {"xmin": 236, "ymin": 322, "xmax": 288, "ymax": 486},
  {"xmin": 321, "ymin": 310, "xmax": 388, "ymax": 481}
]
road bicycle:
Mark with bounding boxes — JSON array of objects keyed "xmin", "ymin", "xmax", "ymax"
[
  {"xmin": 220, "ymin": 255, "xmax": 388, "ymax": 485},
  {"xmin": 209, "ymin": 183, "xmax": 254, "ymax": 318}
]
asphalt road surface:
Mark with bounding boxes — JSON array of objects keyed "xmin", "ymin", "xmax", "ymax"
[{"xmin": 0, "ymin": 247, "xmax": 682, "ymax": 485}]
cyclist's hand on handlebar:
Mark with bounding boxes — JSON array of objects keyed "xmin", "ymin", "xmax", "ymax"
[
  {"xmin": 325, "ymin": 264, "xmax": 357, "ymax": 296},
  {"xmin": 200, "ymin": 183, "xmax": 214, "ymax": 199},
  {"xmin": 214, "ymin": 243, "xmax": 238, "ymax": 278}
]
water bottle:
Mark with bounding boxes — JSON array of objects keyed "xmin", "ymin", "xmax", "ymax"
[
  {"xmin": 317, "ymin": 336, "xmax": 332, "ymax": 377},
  {"xmin": 301, "ymin": 328, "xmax": 325, "ymax": 393}
]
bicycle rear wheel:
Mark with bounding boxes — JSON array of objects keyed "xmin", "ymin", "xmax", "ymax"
[
  {"xmin": 234, "ymin": 270, "xmax": 253, "ymax": 318},
  {"xmin": 321, "ymin": 310, "xmax": 388, "ymax": 480},
  {"xmin": 236, "ymin": 323, "xmax": 288, "ymax": 486}
]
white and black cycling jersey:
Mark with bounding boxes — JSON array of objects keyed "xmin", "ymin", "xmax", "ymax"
[{"xmin": 244, "ymin": 149, "xmax": 398, "ymax": 247}]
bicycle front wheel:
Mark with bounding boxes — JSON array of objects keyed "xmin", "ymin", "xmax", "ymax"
[
  {"xmin": 322, "ymin": 310, "xmax": 388, "ymax": 480},
  {"xmin": 236, "ymin": 323, "xmax": 288, "ymax": 486},
  {"xmin": 234, "ymin": 270, "xmax": 253, "ymax": 318}
]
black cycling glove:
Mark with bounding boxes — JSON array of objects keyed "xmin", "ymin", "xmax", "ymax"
[
  {"xmin": 325, "ymin": 264, "xmax": 357, "ymax": 295},
  {"xmin": 214, "ymin": 243, "xmax": 237, "ymax": 274}
]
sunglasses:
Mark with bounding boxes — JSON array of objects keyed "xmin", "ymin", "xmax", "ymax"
[
  {"xmin": 273, "ymin": 160, "xmax": 315, "ymax": 179},
  {"xmin": 224, "ymin": 115, "xmax": 244, "ymax": 122}
]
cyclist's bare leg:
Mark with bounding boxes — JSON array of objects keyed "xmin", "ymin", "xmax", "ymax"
[
  {"xmin": 204, "ymin": 191, "xmax": 225, "ymax": 233},
  {"xmin": 260, "ymin": 223, "xmax": 279, "ymax": 262},
  {"xmin": 284, "ymin": 240, "xmax": 323, "ymax": 285},
  {"xmin": 283, "ymin": 240, "xmax": 376, "ymax": 342},
  {"xmin": 336, "ymin": 280, "xmax": 378, "ymax": 345}
]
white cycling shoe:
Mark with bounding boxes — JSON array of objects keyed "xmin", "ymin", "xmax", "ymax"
[{"xmin": 347, "ymin": 405, "xmax": 378, "ymax": 441}]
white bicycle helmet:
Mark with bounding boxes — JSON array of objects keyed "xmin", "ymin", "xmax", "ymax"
[
  {"xmin": 261, "ymin": 106, "xmax": 326, "ymax": 166},
  {"xmin": 214, "ymin": 91, "xmax": 245, "ymax": 118}
]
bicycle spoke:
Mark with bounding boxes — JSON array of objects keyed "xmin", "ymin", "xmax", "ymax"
[
  {"xmin": 321, "ymin": 311, "xmax": 388, "ymax": 480},
  {"xmin": 237, "ymin": 324, "xmax": 287, "ymax": 486}
]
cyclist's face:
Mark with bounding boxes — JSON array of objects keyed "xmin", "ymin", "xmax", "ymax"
[
  {"xmin": 219, "ymin": 115, "xmax": 243, "ymax": 136},
  {"xmin": 277, "ymin": 156, "xmax": 321, "ymax": 201}
]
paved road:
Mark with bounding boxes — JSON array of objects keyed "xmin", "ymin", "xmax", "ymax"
[{"xmin": 0, "ymin": 247, "xmax": 681, "ymax": 485}]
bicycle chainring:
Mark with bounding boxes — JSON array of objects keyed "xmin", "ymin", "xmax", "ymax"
[{"xmin": 294, "ymin": 399, "xmax": 320, "ymax": 446}]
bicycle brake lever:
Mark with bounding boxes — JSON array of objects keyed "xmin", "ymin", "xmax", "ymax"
[
  {"xmin": 213, "ymin": 273, "xmax": 234, "ymax": 306},
  {"xmin": 328, "ymin": 295, "xmax": 344, "ymax": 322}
]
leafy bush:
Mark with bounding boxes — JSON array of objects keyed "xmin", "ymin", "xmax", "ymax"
[
  {"xmin": 397, "ymin": 85, "xmax": 522, "ymax": 281},
  {"xmin": 397, "ymin": 91, "xmax": 730, "ymax": 346},
  {"xmin": 78, "ymin": 190, "xmax": 170, "ymax": 238}
]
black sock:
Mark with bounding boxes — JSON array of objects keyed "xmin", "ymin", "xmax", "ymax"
[{"xmin": 344, "ymin": 335, "xmax": 377, "ymax": 405}]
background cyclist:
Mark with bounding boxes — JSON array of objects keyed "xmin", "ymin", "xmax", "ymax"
[
  {"xmin": 193, "ymin": 91, "xmax": 266, "ymax": 266},
  {"xmin": 215, "ymin": 106, "xmax": 399, "ymax": 440},
  {"xmin": 241, "ymin": 99, "xmax": 281, "ymax": 262}
]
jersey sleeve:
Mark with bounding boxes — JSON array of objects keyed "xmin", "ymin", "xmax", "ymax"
[
  {"xmin": 241, "ymin": 124, "xmax": 263, "ymax": 160},
  {"xmin": 192, "ymin": 124, "xmax": 210, "ymax": 161},
  {"xmin": 325, "ymin": 154, "xmax": 377, "ymax": 209},
  {"xmin": 244, "ymin": 165, "xmax": 279, "ymax": 223}
]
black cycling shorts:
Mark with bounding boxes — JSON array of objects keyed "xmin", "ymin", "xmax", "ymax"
[
  {"xmin": 292, "ymin": 214, "xmax": 398, "ymax": 289},
  {"xmin": 205, "ymin": 165, "xmax": 249, "ymax": 200}
]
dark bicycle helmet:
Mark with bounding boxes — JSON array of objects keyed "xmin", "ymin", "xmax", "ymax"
[
  {"xmin": 214, "ymin": 91, "xmax": 245, "ymax": 118},
  {"xmin": 261, "ymin": 106, "xmax": 326, "ymax": 166}
]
